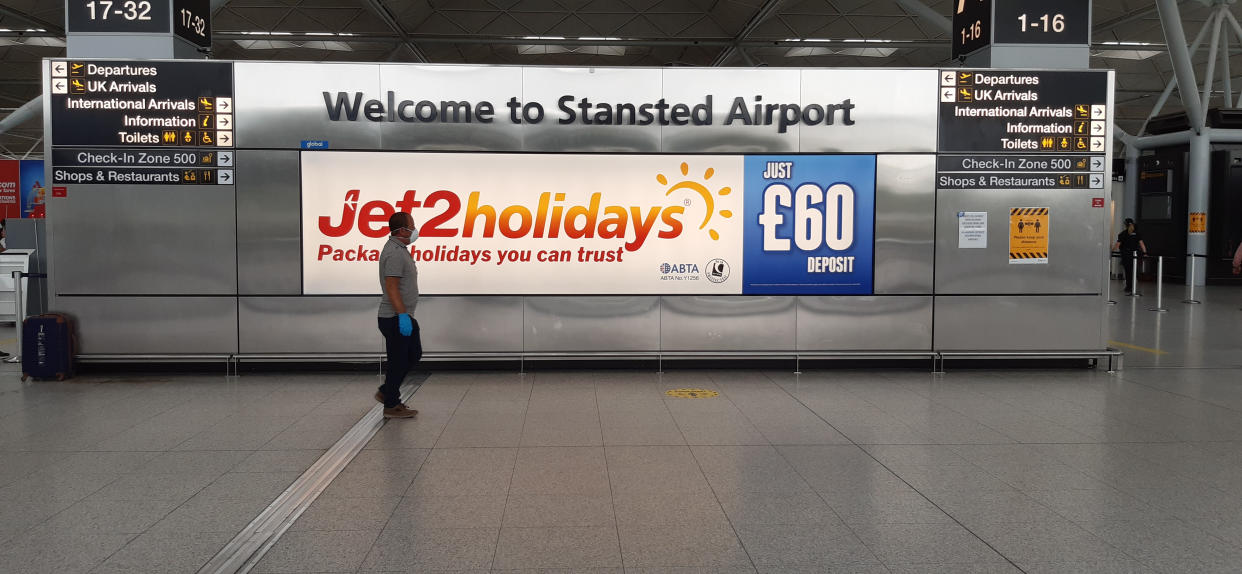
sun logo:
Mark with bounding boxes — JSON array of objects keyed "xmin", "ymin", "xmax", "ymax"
[{"xmin": 657, "ymin": 162, "xmax": 733, "ymax": 240}]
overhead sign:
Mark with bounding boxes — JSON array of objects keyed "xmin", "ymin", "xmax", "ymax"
[
  {"xmin": 1009, "ymin": 207, "xmax": 1049, "ymax": 264},
  {"xmin": 953, "ymin": 0, "xmax": 993, "ymax": 59},
  {"xmin": 993, "ymin": 0, "xmax": 1090, "ymax": 46},
  {"xmin": 66, "ymin": 0, "xmax": 172, "ymax": 34},
  {"xmin": 173, "ymin": 0, "xmax": 212, "ymax": 48},
  {"xmin": 301, "ymin": 152, "xmax": 875, "ymax": 296}
]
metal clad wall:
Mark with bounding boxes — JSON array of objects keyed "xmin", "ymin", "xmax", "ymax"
[
  {"xmin": 45, "ymin": 61, "xmax": 1113, "ymax": 359},
  {"xmin": 417, "ymin": 296, "xmax": 524, "ymax": 353},
  {"xmin": 60, "ymin": 296, "xmax": 238, "ymax": 354},
  {"xmin": 874, "ymin": 155, "xmax": 936, "ymax": 294},
  {"xmin": 54, "ymin": 185, "xmax": 236, "ymax": 295},
  {"xmin": 661, "ymin": 68, "xmax": 802, "ymax": 153},
  {"xmin": 934, "ymin": 295, "xmax": 1104, "ymax": 350},
  {"xmin": 797, "ymin": 296, "xmax": 933, "ymax": 350},
  {"xmin": 378, "ymin": 65, "xmax": 524, "ymax": 151},
  {"xmin": 239, "ymin": 296, "xmax": 379, "ymax": 353},
  {"xmin": 800, "ymin": 69, "xmax": 939, "ymax": 153},
  {"xmin": 523, "ymin": 297, "xmax": 660, "ymax": 352},
  {"xmin": 660, "ymin": 296, "xmax": 796, "ymax": 351},
  {"xmin": 523, "ymin": 67, "xmax": 663, "ymax": 152},
  {"xmin": 235, "ymin": 62, "xmax": 382, "ymax": 150},
  {"xmin": 237, "ymin": 151, "xmax": 301, "ymax": 295},
  {"xmin": 934, "ymin": 190, "xmax": 1105, "ymax": 294}
]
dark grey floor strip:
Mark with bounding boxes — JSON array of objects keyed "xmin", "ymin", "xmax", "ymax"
[{"xmin": 197, "ymin": 381, "xmax": 421, "ymax": 574}]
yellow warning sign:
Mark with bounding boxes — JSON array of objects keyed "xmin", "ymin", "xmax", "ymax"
[
  {"xmin": 665, "ymin": 388, "xmax": 719, "ymax": 399},
  {"xmin": 1189, "ymin": 212, "xmax": 1207, "ymax": 233},
  {"xmin": 1009, "ymin": 207, "xmax": 1049, "ymax": 265}
]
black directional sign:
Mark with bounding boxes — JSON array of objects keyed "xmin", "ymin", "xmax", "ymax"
[
  {"xmin": 937, "ymin": 69, "xmax": 1110, "ymax": 191},
  {"xmin": 48, "ymin": 60, "xmax": 235, "ymax": 185},
  {"xmin": 938, "ymin": 70, "xmax": 1108, "ymax": 154}
]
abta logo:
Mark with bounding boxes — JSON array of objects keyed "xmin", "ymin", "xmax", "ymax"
[{"xmin": 660, "ymin": 263, "xmax": 672, "ymax": 274}]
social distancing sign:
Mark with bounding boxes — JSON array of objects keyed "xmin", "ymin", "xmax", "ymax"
[{"xmin": 1009, "ymin": 207, "xmax": 1049, "ymax": 264}]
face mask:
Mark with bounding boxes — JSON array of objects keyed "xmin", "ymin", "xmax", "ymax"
[{"xmin": 406, "ymin": 225, "xmax": 419, "ymax": 243}]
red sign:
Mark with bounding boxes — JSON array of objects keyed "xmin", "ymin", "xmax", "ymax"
[
  {"xmin": 52, "ymin": 186, "xmax": 67, "ymax": 198},
  {"xmin": 0, "ymin": 160, "xmax": 18, "ymax": 219},
  {"xmin": 1091, "ymin": 197, "xmax": 1105, "ymax": 208}
]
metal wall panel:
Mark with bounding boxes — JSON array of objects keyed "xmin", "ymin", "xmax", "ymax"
[
  {"xmin": 234, "ymin": 62, "xmax": 382, "ymax": 150},
  {"xmin": 239, "ymin": 296, "xmax": 380, "ymax": 353},
  {"xmin": 660, "ymin": 296, "xmax": 795, "ymax": 351},
  {"xmin": 523, "ymin": 67, "xmax": 662, "ymax": 152},
  {"xmin": 934, "ymin": 295, "xmax": 1104, "ymax": 350},
  {"xmin": 52, "ymin": 186, "xmax": 236, "ymax": 295},
  {"xmin": 416, "ymin": 296, "xmax": 523, "ymax": 353},
  {"xmin": 378, "ymin": 65, "xmax": 524, "ymax": 151},
  {"xmin": 660, "ymin": 68, "xmax": 802, "ymax": 153},
  {"xmin": 934, "ymin": 189, "xmax": 1105, "ymax": 294},
  {"xmin": 797, "ymin": 296, "xmax": 932, "ymax": 351},
  {"xmin": 59, "ymin": 296, "xmax": 238, "ymax": 354},
  {"xmin": 875, "ymin": 155, "xmax": 935, "ymax": 294},
  {"xmin": 799, "ymin": 70, "xmax": 938, "ymax": 153},
  {"xmin": 237, "ymin": 151, "xmax": 301, "ymax": 295},
  {"xmin": 524, "ymin": 297, "xmax": 659, "ymax": 352}
]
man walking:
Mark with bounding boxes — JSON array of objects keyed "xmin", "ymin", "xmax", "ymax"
[{"xmin": 375, "ymin": 211, "xmax": 421, "ymax": 418}]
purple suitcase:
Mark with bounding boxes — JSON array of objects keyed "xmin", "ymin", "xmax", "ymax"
[{"xmin": 21, "ymin": 314, "xmax": 75, "ymax": 381}]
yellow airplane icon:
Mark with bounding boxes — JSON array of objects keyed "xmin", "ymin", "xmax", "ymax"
[{"xmin": 199, "ymin": 97, "xmax": 214, "ymax": 110}]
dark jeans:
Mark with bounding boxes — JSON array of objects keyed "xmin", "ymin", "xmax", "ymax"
[{"xmin": 377, "ymin": 315, "xmax": 422, "ymax": 408}]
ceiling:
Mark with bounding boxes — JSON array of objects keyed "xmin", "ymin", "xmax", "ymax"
[{"xmin": 0, "ymin": 0, "xmax": 1234, "ymax": 157}]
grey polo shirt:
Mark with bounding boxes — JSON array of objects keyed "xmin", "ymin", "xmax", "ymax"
[{"xmin": 378, "ymin": 237, "xmax": 419, "ymax": 318}]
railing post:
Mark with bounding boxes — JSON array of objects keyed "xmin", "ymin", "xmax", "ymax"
[
  {"xmin": 7, "ymin": 271, "xmax": 23, "ymax": 364},
  {"xmin": 1131, "ymin": 251, "xmax": 1141, "ymax": 296},
  {"xmin": 1149, "ymin": 256, "xmax": 1169, "ymax": 312},
  {"xmin": 1107, "ymin": 254, "xmax": 1117, "ymax": 305},
  {"xmin": 1183, "ymin": 254, "xmax": 1202, "ymax": 304}
]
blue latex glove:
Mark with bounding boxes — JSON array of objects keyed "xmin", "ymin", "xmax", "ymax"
[{"xmin": 398, "ymin": 313, "xmax": 413, "ymax": 336}]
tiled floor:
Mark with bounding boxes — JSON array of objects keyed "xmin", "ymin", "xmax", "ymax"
[{"xmin": 0, "ymin": 282, "xmax": 1239, "ymax": 573}]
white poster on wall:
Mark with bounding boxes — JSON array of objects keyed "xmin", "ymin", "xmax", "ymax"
[
  {"xmin": 301, "ymin": 151, "xmax": 746, "ymax": 295},
  {"xmin": 957, "ymin": 211, "xmax": 987, "ymax": 249}
]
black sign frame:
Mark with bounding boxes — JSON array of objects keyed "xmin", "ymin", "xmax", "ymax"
[
  {"xmin": 952, "ymin": 0, "xmax": 992, "ymax": 59},
  {"xmin": 992, "ymin": 0, "xmax": 1091, "ymax": 46},
  {"xmin": 65, "ymin": 0, "xmax": 173, "ymax": 34},
  {"xmin": 173, "ymin": 0, "xmax": 212, "ymax": 48}
]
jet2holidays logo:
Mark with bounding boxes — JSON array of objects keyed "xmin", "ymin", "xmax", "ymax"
[{"xmin": 742, "ymin": 155, "xmax": 876, "ymax": 295}]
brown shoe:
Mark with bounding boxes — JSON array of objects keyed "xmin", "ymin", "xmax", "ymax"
[
  {"xmin": 374, "ymin": 391, "xmax": 385, "ymax": 404},
  {"xmin": 383, "ymin": 404, "xmax": 418, "ymax": 419}
]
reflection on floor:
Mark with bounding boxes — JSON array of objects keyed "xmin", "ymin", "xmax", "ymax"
[{"xmin": 0, "ymin": 283, "xmax": 1239, "ymax": 573}]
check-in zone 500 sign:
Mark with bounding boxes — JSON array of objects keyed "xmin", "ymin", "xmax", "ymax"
[{"xmin": 302, "ymin": 152, "xmax": 875, "ymax": 295}]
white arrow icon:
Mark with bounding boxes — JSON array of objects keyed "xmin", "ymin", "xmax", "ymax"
[
  {"xmin": 1091, "ymin": 122, "xmax": 1105, "ymax": 135},
  {"xmin": 1090, "ymin": 157, "xmax": 1105, "ymax": 171},
  {"xmin": 51, "ymin": 80, "xmax": 67, "ymax": 94},
  {"xmin": 217, "ymin": 115, "xmax": 231, "ymax": 129},
  {"xmin": 52, "ymin": 63, "xmax": 66, "ymax": 77},
  {"xmin": 218, "ymin": 151, "xmax": 233, "ymax": 167},
  {"xmin": 218, "ymin": 170, "xmax": 233, "ymax": 184},
  {"xmin": 217, "ymin": 131, "xmax": 233, "ymax": 147},
  {"xmin": 941, "ymin": 71, "xmax": 955, "ymax": 86},
  {"xmin": 941, "ymin": 88, "xmax": 956, "ymax": 102}
]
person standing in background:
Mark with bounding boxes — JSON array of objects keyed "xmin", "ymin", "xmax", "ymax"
[
  {"xmin": 1233, "ymin": 242, "xmax": 1241, "ymax": 275},
  {"xmin": 1113, "ymin": 218, "xmax": 1148, "ymax": 295},
  {"xmin": 374, "ymin": 212, "xmax": 421, "ymax": 419}
]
